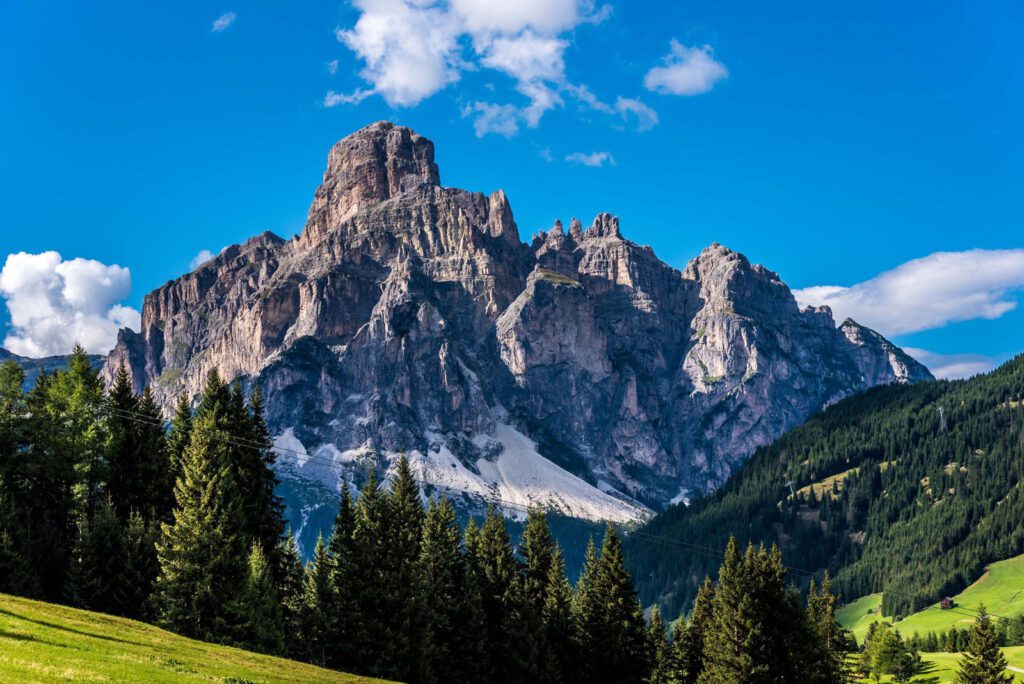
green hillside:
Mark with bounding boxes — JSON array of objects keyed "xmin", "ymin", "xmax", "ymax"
[
  {"xmin": 839, "ymin": 554, "xmax": 1024, "ymax": 642},
  {"xmin": 0, "ymin": 593, "xmax": 384, "ymax": 683},
  {"xmin": 627, "ymin": 354, "xmax": 1024, "ymax": 618}
]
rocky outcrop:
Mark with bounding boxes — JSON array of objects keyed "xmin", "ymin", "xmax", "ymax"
[{"xmin": 103, "ymin": 121, "xmax": 932, "ymax": 542}]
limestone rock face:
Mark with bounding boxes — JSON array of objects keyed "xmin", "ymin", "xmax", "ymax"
[{"xmin": 103, "ymin": 121, "xmax": 932, "ymax": 540}]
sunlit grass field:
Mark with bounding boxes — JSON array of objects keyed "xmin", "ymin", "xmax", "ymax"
[
  {"xmin": 839, "ymin": 554, "xmax": 1024, "ymax": 643},
  {"xmin": 0, "ymin": 593, "xmax": 387, "ymax": 683}
]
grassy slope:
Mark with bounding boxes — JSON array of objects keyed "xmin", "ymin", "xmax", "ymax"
[
  {"xmin": 846, "ymin": 648, "xmax": 1024, "ymax": 683},
  {"xmin": 0, "ymin": 593, "xmax": 385, "ymax": 683},
  {"xmin": 836, "ymin": 593, "xmax": 884, "ymax": 642},
  {"xmin": 839, "ymin": 555, "xmax": 1024, "ymax": 642}
]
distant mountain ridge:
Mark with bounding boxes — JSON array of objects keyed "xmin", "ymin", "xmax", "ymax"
[
  {"xmin": 0, "ymin": 348, "xmax": 104, "ymax": 388},
  {"xmin": 97, "ymin": 121, "xmax": 931, "ymax": 548}
]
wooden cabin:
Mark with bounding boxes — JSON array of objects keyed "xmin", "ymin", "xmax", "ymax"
[{"xmin": 940, "ymin": 597, "xmax": 955, "ymax": 610}]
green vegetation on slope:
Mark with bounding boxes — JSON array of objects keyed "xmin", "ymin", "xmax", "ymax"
[
  {"xmin": 0, "ymin": 593, "xmax": 382, "ymax": 683},
  {"xmin": 628, "ymin": 354, "xmax": 1024, "ymax": 619},
  {"xmin": 839, "ymin": 555, "xmax": 1024, "ymax": 642},
  {"xmin": 836, "ymin": 593, "xmax": 883, "ymax": 642}
]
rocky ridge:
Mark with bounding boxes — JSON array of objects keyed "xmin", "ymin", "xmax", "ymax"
[{"xmin": 103, "ymin": 121, "xmax": 932, "ymax": 541}]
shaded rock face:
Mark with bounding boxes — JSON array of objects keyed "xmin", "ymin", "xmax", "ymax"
[{"xmin": 104, "ymin": 121, "xmax": 932, "ymax": 530}]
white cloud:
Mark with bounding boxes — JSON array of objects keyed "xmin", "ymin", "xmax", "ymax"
[
  {"xmin": 451, "ymin": 0, "xmax": 591, "ymax": 35},
  {"xmin": 644, "ymin": 41, "xmax": 728, "ymax": 96},
  {"xmin": 793, "ymin": 249, "xmax": 1024, "ymax": 337},
  {"xmin": 0, "ymin": 251, "xmax": 141, "ymax": 358},
  {"xmin": 565, "ymin": 151, "xmax": 614, "ymax": 167},
  {"xmin": 335, "ymin": 0, "xmax": 463, "ymax": 108},
  {"xmin": 211, "ymin": 12, "xmax": 236, "ymax": 33},
  {"xmin": 189, "ymin": 249, "xmax": 216, "ymax": 270},
  {"xmin": 326, "ymin": 59, "xmax": 339, "ymax": 75},
  {"xmin": 331, "ymin": 0, "xmax": 645, "ymax": 134},
  {"xmin": 462, "ymin": 101, "xmax": 520, "ymax": 138},
  {"xmin": 903, "ymin": 348, "xmax": 996, "ymax": 380}
]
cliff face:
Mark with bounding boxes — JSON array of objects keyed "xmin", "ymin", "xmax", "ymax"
[{"xmin": 104, "ymin": 121, "xmax": 932, "ymax": 535}]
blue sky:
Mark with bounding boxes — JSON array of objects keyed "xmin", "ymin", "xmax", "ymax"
[{"xmin": 1, "ymin": 1, "xmax": 1022, "ymax": 376}]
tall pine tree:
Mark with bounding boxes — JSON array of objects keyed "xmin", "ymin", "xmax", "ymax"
[
  {"xmin": 955, "ymin": 605, "xmax": 1013, "ymax": 684},
  {"xmin": 417, "ymin": 496, "xmax": 485, "ymax": 684},
  {"xmin": 153, "ymin": 409, "xmax": 248, "ymax": 643}
]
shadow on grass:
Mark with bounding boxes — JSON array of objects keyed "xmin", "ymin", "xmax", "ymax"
[
  {"xmin": 913, "ymin": 658, "xmax": 942, "ymax": 683},
  {"xmin": 0, "ymin": 607, "xmax": 148, "ymax": 650},
  {"xmin": 0, "ymin": 628, "xmax": 70, "ymax": 649}
]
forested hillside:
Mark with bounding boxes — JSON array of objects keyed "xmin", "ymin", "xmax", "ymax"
[{"xmin": 628, "ymin": 355, "xmax": 1024, "ymax": 619}]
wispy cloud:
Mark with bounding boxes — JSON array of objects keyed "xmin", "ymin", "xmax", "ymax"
[
  {"xmin": 565, "ymin": 151, "xmax": 615, "ymax": 167},
  {"xmin": 462, "ymin": 101, "xmax": 520, "ymax": 138},
  {"xmin": 323, "ymin": 89, "xmax": 373, "ymax": 108},
  {"xmin": 189, "ymin": 249, "xmax": 216, "ymax": 270},
  {"xmin": 793, "ymin": 249, "xmax": 1024, "ymax": 337},
  {"xmin": 211, "ymin": 12, "xmax": 237, "ymax": 33},
  {"xmin": 644, "ymin": 41, "xmax": 728, "ymax": 96},
  {"xmin": 0, "ymin": 251, "xmax": 140, "ymax": 357},
  {"xmin": 326, "ymin": 59, "xmax": 339, "ymax": 75}
]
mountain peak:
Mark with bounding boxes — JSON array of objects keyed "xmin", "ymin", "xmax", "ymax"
[{"xmin": 302, "ymin": 121, "xmax": 441, "ymax": 242}]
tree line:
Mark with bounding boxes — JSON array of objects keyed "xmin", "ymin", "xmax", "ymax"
[
  {"xmin": 906, "ymin": 613, "xmax": 1024, "ymax": 653},
  {"xmin": 0, "ymin": 348, "xmax": 862, "ymax": 682}
]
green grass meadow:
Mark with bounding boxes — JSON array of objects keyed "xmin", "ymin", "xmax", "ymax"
[
  {"xmin": 0, "ymin": 593, "xmax": 386, "ymax": 683},
  {"xmin": 839, "ymin": 554, "xmax": 1024, "ymax": 643}
]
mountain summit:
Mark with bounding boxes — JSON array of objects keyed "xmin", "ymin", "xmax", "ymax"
[{"xmin": 103, "ymin": 122, "xmax": 932, "ymax": 538}]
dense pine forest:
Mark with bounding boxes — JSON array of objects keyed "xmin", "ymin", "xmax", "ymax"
[
  {"xmin": 0, "ymin": 348, "xmax": 859, "ymax": 683},
  {"xmin": 628, "ymin": 354, "xmax": 1024, "ymax": 620}
]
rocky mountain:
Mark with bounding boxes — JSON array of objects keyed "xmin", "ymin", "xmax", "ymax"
[{"xmin": 102, "ymin": 121, "xmax": 932, "ymax": 547}]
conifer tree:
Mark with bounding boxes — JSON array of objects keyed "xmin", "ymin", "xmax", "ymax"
[
  {"xmin": 472, "ymin": 505, "xmax": 531, "ymax": 681},
  {"xmin": 573, "ymin": 536, "xmax": 600, "ymax": 625},
  {"xmin": 675, "ymin": 577, "xmax": 714, "ymax": 684},
  {"xmin": 119, "ymin": 512, "xmax": 160, "ymax": 619},
  {"xmin": 575, "ymin": 524, "xmax": 650, "ymax": 684},
  {"xmin": 106, "ymin": 367, "xmax": 172, "ymax": 522},
  {"xmin": 348, "ymin": 470, "xmax": 390, "ymax": 675},
  {"xmin": 69, "ymin": 498, "xmax": 128, "ymax": 615},
  {"xmin": 135, "ymin": 388, "xmax": 175, "ymax": 520},
  {"xmin": 324, "ymin": 482, "xmax": 356, "ymax": 665},
  {"xmin": 302, "ymin": 534, "xmax": 333, "ymax": 666},
  {"xmin": 541, "ymin": 545, "xmax": 576, "ymax": 684},
  {"xmin": 25, "ymin": 348, "xmax": 108, "ymax": 599},
  {"xmin": 380, "ymin": 454, "xmax": 424, "ymax": 681},
  {"xmin": 236, "ymin": 386, "xmax": 285, "ymax": 566},
  {"xmin": 955, "ymin": 605, "xmax": 1012, "ymax": 684},
  {"xmin": 0, "ymin": 361, "xmax": 31, "ymax": 595},
  {"xmin": 521, "ymin": 507, "xmax": 555, "ymax": 610},
  {"xmin": 278, "ymin": 531, "xmax": 307, "ymax": 659},
  {"xmin": 647, "ymin": 606, "xmax": 677, "ymax": 684},
  {"xmin": 154, "ymin": 410, "xmax": 247, "ymax": 643},
  {"xmin": 240, "ymin": 541, "xmax": 285, "ymax": 655},
  {"xmin": 105, "ymin": 364, "xmax": 139, "ymax": 516},
  {"xmin": 699, "ymin": 538, "xmax": 755, "ymax": 683},
  {"xmin": 167, "ymin": 393, "xmax": 193, "ymax": 485},
  {"xmin": 805, "ymin": 573, "xmax": 848, "ymax": 684},
  {"xmin": 418, "ymin": 496, "xmax": 485, "ymax": 684}
]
